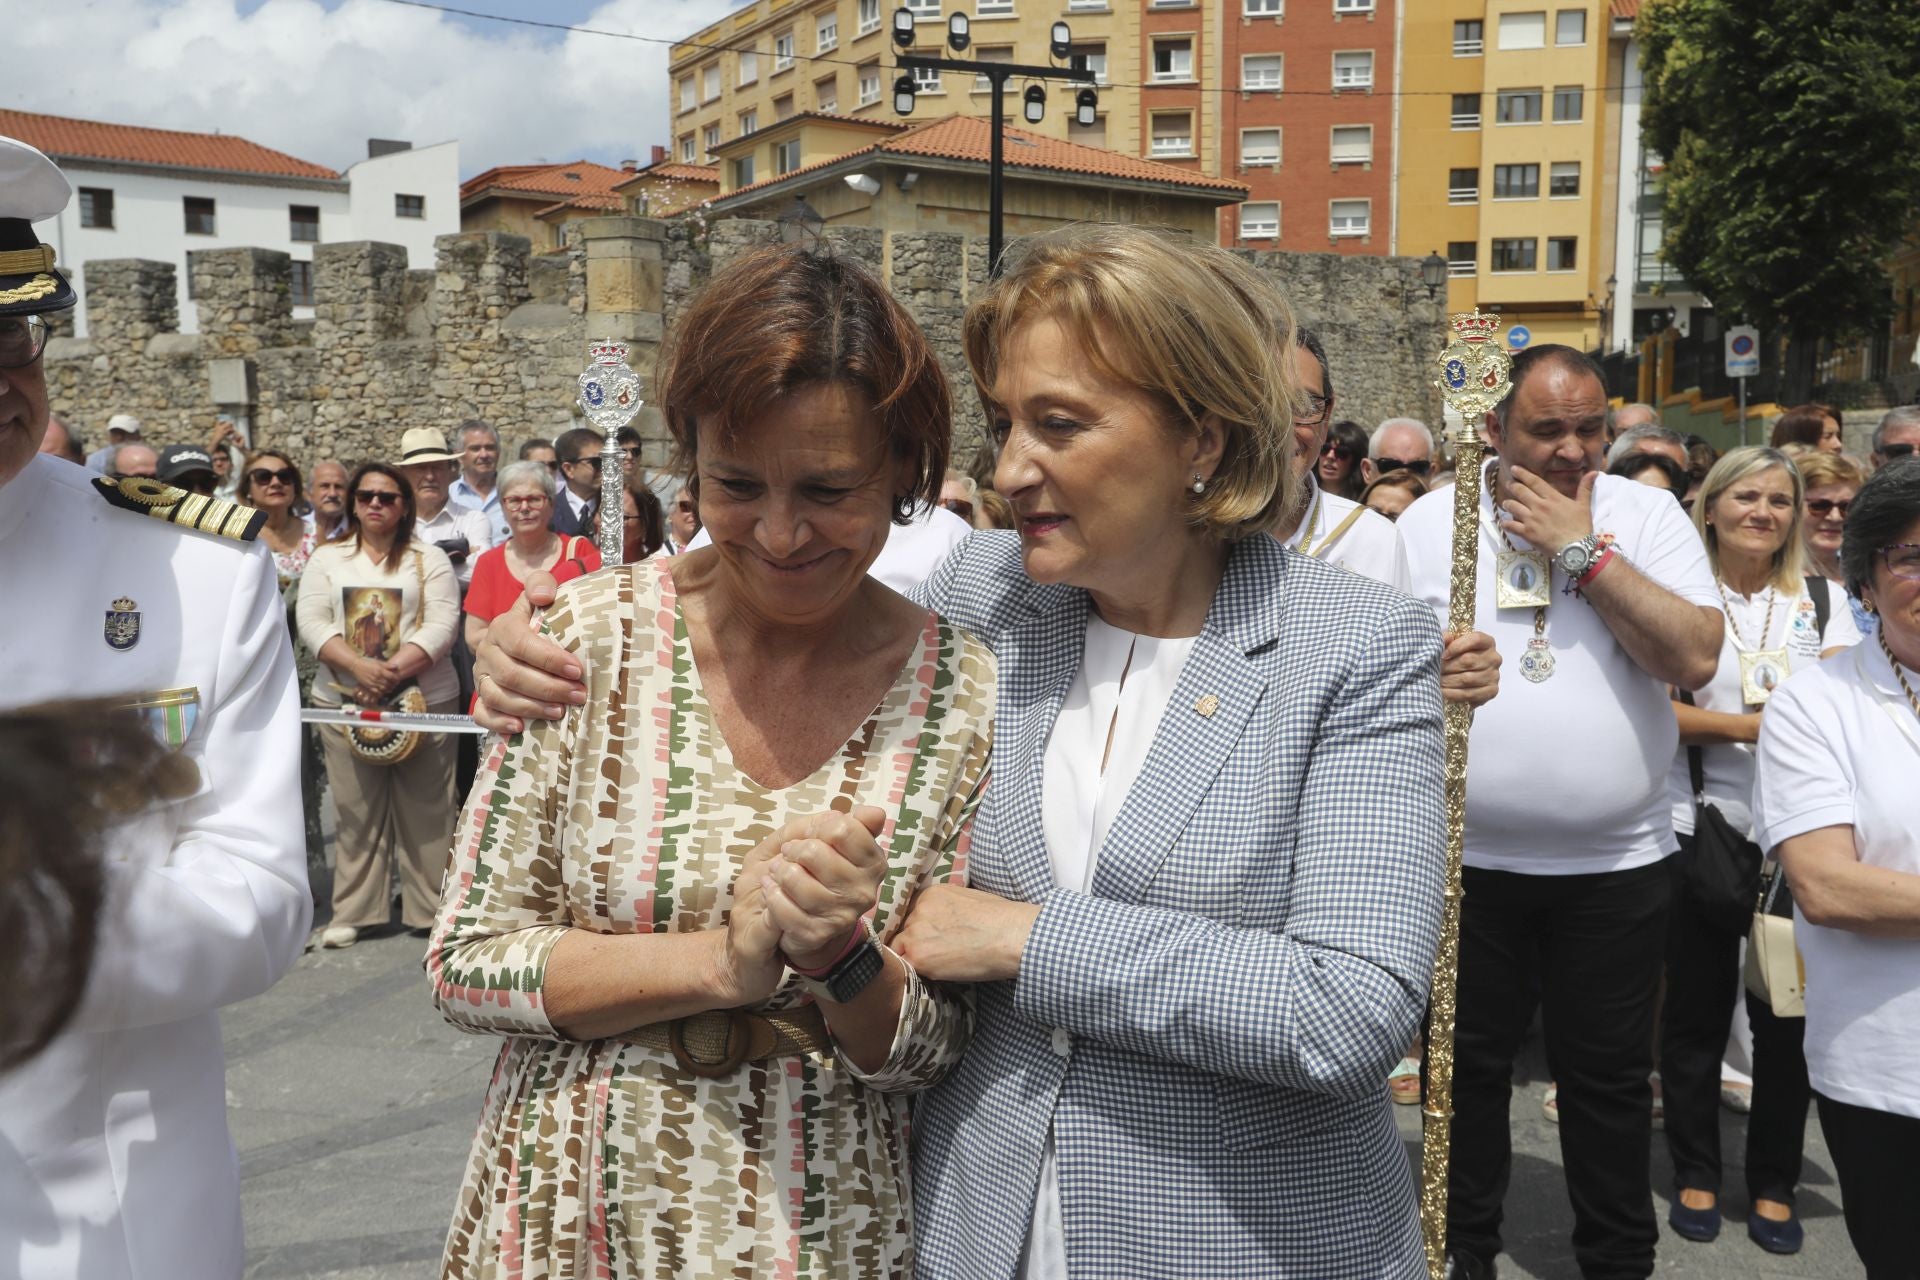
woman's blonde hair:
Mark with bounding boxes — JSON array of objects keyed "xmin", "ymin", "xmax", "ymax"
[
  {"xmin": 1794, "ymin": 450, "xmax": 1865, "ymax": 494},
  {"xmin": 962, "ymin": 224, "xmax": 1300, "ymax": 540},
  {"xmin": 1692, "ymin": 445, "xmax": 1809, "ymax": 593}
]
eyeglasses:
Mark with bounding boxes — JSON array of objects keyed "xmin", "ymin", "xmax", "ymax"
[
  {"xmin": 1805, "ymin": 497, "xmax": 1853, "ymax": 519},
  {"xmin": 1880, "ymin": 543, "xmax": 1920, "ymax": 580},
  {"xmin": 1321, "ymin": 443, "xmax": 1356, "ymax": 463},
  {"xmin": 1375, "ymin": 456, "xmax": 1432, "ymax": 477},
  {"xmin": 1882, "ymin": 442, "xmax": 1917, "ymax": 460},
  {"xmin": 620, "ymin": 445, "xmax": 641, "ymax": 461},
  {"xmin": 674, "ymin": 500, "xmax": 696, "ymax": 514},
  {"xmin": 354, "ymin": 489, "xmax": 403, "ymax": 507},
  {"xmin": 502, "ymin": 494, "xmax": 550, "ymax": 509},
  {"xmin": 568, "ymin": 456, "xmax": 603, "ymax": 472},
  {"xmin": 0, "ymin": 315, "xmax": 50, "ymax": 369},
  {"xmin": 1294, "ymin": 393, "xmax": 1332, "ymax": 428},
  {"xmin": 248, "ymin": 466, "xmax": 299, "ymax": 487},
  {"xmin": 941, "ymin": 498, "xmax": 975, "ymax": 520}
]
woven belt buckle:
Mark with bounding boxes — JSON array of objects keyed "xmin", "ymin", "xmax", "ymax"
[{"xmin": 667, "ymin": 1008, "xmax": 756, "ymax": 1078}]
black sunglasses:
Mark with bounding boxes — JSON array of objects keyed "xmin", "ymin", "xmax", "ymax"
[
  {"xmin": 1805, "ymin": 497, "xmax": 1852, "ymax": 519},
  {"xmin": 355, "ymin": 489, "xmax": 403, "ymax": 507},
  {"xmin": 0, "ymin": 315, "xmax": 49, "ymax": 370},
  {"xmin": 568, "ymin": 455, "xmax": 604, "ymax": 472},
  {"xmin": 1321, "ymin": 442, "xmax": 1356, "ymax": 462},
  {"xmin": 1883, "ymin": 442, "xmax": 1918, "ymax": 460},
  {"xmin": 1376, "ymin": 456, "xmax": 1432, "ymax": 477},
  {"xmin": 249, "ymin": 466, "xmax": 299, "ymax": 487}
]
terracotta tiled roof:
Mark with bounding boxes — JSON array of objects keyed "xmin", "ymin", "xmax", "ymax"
[
  {"xmin": 1611, "ymin": 0, "xmax": 1640, "ymax": 18},
  {"xmin": 0, "ymin": 107, "xmax": 338, "ymax": 180},
  {"xmin": 610, "ymin": 161, "xmax": 721, "ymax": 196},
  {"xmin": 460, "ymin": 160, "xmax": 637, "ymax": 208},
  {"xmin": 721, "ymin": 114, "xmax": 1247, "ymax": 203}
]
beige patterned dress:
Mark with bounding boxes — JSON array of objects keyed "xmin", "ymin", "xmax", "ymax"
[{"xmin": 426, "ymin": 560, "xmax": 995, "ymax": 1279}]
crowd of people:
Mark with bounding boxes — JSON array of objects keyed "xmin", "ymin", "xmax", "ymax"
[{"xmin": 5, "ymin": 127, "xmax": 1919, "ymax": 1280}]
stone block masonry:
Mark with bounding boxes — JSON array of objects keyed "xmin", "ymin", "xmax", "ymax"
[{"xmin": 46, "ymin": 218, "xmax": 1443, "ymax": 484}]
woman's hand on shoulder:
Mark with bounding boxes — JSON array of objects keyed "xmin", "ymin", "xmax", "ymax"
[
  {"xmin": 760, "ymin": 806, "xmax": 889, "ymax": 971},
  {"xmin": 471, "ymin": 568, "xmax": 586, "ymax": 733},
  {"xmin": 893, "ymin": 884, "xmax": 1042, "ymax": 984},
  {"xmin": 1441, "ymin": 629, "xmax": 1501, "ymax": 708}
]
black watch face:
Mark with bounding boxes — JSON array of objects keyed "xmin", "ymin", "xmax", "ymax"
[{"xmin": 827, "ymin": 941, "xmax": 883, "ymax": 1003}]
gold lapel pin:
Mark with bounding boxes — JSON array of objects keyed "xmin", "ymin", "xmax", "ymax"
[{"xmin": 1194, "ymin": 694, "xmax": 1220, "ymax": 718}]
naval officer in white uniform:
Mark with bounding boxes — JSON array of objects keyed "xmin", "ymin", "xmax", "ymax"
[
  {"xmin": 0, "ymin": 137, "xmax": 310, "ymax": 1280},
  {"xmin": 1274, "ymin": 329, "xmax": 1411, "ymax": 589}
]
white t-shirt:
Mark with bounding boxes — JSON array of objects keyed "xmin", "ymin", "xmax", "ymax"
[
  {"xmin": 1398, "ymin": 468, "xmax": 1722, "ymax": 874},
  {"xmin": 684, "ymin": 502, "xmax": 972, "ymax": 596},
  {"xmin": 1021, "ymin": 614, "xmax": 1198, "ymax": 1279},
  {"xmin": 1753, "ymin": 642, "xmax": 1920, "ymax": 1119},
  {"xmin": 1670, "ymin": 580, "xmax": 1860, "ymax": 839},
  {"xmin": 1280, "ymin": 474, "xmax": 1410, "ymax": 591}
]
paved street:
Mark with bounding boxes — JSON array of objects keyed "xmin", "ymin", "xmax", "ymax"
[{"xmin": 227, "ymin": 926, "xmax": 1864, "ymax": 1279}]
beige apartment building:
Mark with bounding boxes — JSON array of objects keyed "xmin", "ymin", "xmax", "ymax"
[
  {"xmin": 669, "ymin": 0, "xmax": 1142, "ymax": 167},
  {"xmin": 1395, "ymin": 1, "xmax": 1623, "ymax": 352}
]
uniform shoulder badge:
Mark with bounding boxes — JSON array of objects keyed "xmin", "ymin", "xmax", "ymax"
[
  {"xmin": 105, "ymin": 596, "xmax": 141, "ymax": 650},
  {"xmin": 91, "ymin": 475, "xmax": 266, "ymax": 543}
]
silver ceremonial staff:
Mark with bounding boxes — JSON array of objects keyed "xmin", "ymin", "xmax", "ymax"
[
  {"xmin": 1420, "ymin": 310, "xmax": 1513, "ymax": 1280},
  {"xmin": 576, "ymin": 338, "xmax": 649, "ymax": 569},
  {"xmin": 300, "ymin": 707, "xmax": 488, "ymax": 734}
]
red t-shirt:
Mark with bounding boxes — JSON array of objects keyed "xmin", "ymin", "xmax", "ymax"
[{"xmin": 464, "ymin": 537, "xmax": 602, "ymax": 624}]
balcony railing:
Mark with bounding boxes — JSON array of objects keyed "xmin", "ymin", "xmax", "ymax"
[
  {"xmin": 1454, "ymin": 37, "xmax": 1483, "ymax": 55},
  {"xmin": 1448, "ymin": 259, "xmax": 1476, "ymax": 278},
  {"xmin": 1448, "ymin": 186, "xmax": 1478, "ymax": 205},
  {"xmin": 1451, "ymin": 112, "xmax": 1481, "ymax": 130}
]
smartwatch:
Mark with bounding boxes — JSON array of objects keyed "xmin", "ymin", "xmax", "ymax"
[{"xmin": 798, "ymin": 934, "xmax": 885, "ymax": 1005}]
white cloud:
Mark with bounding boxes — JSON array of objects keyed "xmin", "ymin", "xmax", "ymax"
[{"xmin": 8, "ymin": 0, "xmax": 710, "ymax": 176}]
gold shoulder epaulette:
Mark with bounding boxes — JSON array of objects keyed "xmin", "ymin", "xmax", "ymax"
[{"xmin": 91, "ymin": 475, "xmax": 266, "ymax": 543}]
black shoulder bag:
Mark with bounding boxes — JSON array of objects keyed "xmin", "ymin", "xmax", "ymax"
[{"xmin": 1677, "ymin": 687, "xmax": 1764, "ymax": 935}]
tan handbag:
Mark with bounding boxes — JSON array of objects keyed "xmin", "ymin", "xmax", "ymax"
[{"xmin": 1744, "ymin": 863, "xmax": 1804, "ymax": 1017}]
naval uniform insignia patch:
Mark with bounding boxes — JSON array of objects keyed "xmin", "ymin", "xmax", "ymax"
[{"xmin": 105, "ymin": 596, "xmax": 141, "ymax": 651}]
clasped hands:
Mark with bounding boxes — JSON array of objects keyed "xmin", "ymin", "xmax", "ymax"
[
  {"xmin": 349, "ymin": 655, "xmax": 405, "ymax": 705},
  {"xmin": 719, "ymin": 805, "xmax": 891, "ymax": 1004}
]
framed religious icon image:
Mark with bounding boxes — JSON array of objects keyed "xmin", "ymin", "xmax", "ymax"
[
  {"xmin": 1495, "ymin": 550, "xmax": 1552, "ymax": 610},
  {"xmin": 1740, "ymin": 649, "xmax": 1789, "ymax": 705}
]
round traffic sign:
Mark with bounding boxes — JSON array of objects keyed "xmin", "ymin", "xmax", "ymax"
[
  {"xmin": 1731, "ymin": 334, "xmax": 1755, "ymax": 356},
  {"xmin": 1507, "ymin": 325, "xmax": 1531, "ymax": 350}
]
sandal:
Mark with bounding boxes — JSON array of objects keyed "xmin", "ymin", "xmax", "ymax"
[{"xmin": 1389, "ymin": 1058, "xmax": 1422, "ymax": 1106}]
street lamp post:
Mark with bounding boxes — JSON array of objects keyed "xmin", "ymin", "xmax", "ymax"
[
  {"xmin": 1420, "ymin": 250, "xmax": 1448, "ymax": 301},
  {"xmin": 893, "ymin": 7, "xmax": 1097, "ymax": 277}
]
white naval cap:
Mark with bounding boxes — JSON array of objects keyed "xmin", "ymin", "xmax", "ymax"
[{"xmin": 0, "ymin": 135, "xmax": 77, "ymax": 315}]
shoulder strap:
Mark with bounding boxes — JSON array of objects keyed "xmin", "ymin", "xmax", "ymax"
[
  {"xmin": 1676, "ymin": 687, "xmax": 1706, "ymax": 797},
  {"xmin": 1311, "ymin": 505, "xmax": 1370, "ymax": 559},
  {"xmin": 1806, "ymin": 574, "xmax": 1831, "ymax": 638}
]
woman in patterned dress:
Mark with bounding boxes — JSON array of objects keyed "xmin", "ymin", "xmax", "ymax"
[{"xmin": 425, "ymin": 246, "xmax": 995, "ymax": 1280}]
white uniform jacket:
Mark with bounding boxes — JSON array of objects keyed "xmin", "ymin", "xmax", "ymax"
[{"xmin": 0, "ymin": 454, "xmax": 310, "ymax": 1280}]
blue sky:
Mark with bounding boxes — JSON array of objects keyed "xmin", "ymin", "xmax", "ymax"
[{"xmin": 11, "ymin": 0, "xmax": 723, "ymax": 177}]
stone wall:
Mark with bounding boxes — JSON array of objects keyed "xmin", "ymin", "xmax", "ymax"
[{"xmin": 47, "ymin": 217, "xmax": 1443, "ymax": 481}]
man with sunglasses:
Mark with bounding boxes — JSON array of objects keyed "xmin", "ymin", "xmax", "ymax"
[
  {"xmin": 549, "ymin": 425, "xmax": 605, "ymax": 538},
  {"xmin": 0, "ymin": 136, "xmax": 308, "ymax": 1280},
  {"xmin": 1871, "ymin": 405, "xmax": 1920, "ymax": 471},
  {"xmin": 1363, "ymin": 417, "xmax": 1438, "ymax": 487}
]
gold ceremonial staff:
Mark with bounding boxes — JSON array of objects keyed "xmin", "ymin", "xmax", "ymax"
[{"xmin": 1420, "ymin": 311, "xmax": 1514, "ymax": 1280}]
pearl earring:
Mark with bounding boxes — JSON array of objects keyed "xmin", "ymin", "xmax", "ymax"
[{"xmin": 1191, "ymin": 475, "xmax": 1206, "ymax": 494}]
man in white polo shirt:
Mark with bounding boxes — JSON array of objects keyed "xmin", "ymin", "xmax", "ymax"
[{"xmin": 1398, "ymin": 344, "xmax": 1723, "ymax": 1280}]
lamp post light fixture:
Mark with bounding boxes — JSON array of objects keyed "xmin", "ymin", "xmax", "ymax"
[
  {"xmin": 894, "ymin": 10, "xmax": 1096, "ymax": 277},
  {"xmin": 776, "ymin": 194, "xmax": 826, "ymax": 247},
  {"xmin": 1420, "ymin": 250, "xmax": 1448, "ymax": 300},
  {"xmin": 1023, "ymin": 83, "xmax": 1046, "ymax": 124},
  {"xmin": 1600, "ymin": 272, "xmax": 1618, "ymax": 353}
]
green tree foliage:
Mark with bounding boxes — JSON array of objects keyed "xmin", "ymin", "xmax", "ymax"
[{"xmin": 1639, "ymin": 0, "xmax": 1920, "ymax": 384}]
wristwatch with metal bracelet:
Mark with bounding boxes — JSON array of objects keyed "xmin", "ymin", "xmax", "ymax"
[{"xmin": 1554, "ymin": 534, "xmax": 1605, "ymax": 579}]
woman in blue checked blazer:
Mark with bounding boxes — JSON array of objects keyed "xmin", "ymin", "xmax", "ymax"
[{"xmin": 888, "ymin": 226, "xmax": 1450, "ymax": 1279}]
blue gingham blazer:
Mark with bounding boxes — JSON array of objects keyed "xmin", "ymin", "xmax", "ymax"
[{"xmin": 906, "ymin": 530, "xmax": 1447, "ymax": 1280}]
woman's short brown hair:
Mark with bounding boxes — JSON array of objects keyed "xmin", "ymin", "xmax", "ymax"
[
  {"xmin": 236, "ymin": 449, "xmax": 302, "ymax": 507},
  {"xmin": 1769, "ymin": 403, "xmax": 1840, "ymax": 450},
  {"xmin": 660, "ymin": 245, "xmax": 949, "ymax": 524},
  {"xmin": 963, "ymin": 223, "xmax": 1300, "ymax": 540}
]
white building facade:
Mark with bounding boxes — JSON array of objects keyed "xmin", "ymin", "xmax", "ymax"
[{"xmin": 32, "ymin": 138, "xmax": 458, "ymax": 336}]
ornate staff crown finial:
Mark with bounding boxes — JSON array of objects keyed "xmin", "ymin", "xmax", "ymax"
[
  {"xmin": 575, "ymin": 337, "xmax": 648, "ymax": 566},
  {"xmin": 1431, "ymin": 309, "xmax": 1514, "ymax": 433}
]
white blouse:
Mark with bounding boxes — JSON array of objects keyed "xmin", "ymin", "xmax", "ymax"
[{"xmin": 1019, "ymin": 614, "xmax": 1198, "ymax": 1279}]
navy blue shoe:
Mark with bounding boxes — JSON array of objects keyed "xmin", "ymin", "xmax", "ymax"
[
  {"xmin": 1748, "ymin": 1209, "xmax": 1804, "ymax": 1254},
  {"xmin": 1668, "ymin": 1198, "xmax": 1721, "ymax": 1242}
]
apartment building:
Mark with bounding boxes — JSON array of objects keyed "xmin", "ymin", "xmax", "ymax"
[
  {"xmin": 1396, "ymin": 1, "xmax": 1617, "ymax": 351},
  {"xmin": 667, "ymin": 0, "xmax": 1397, "ymax": 254}
]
